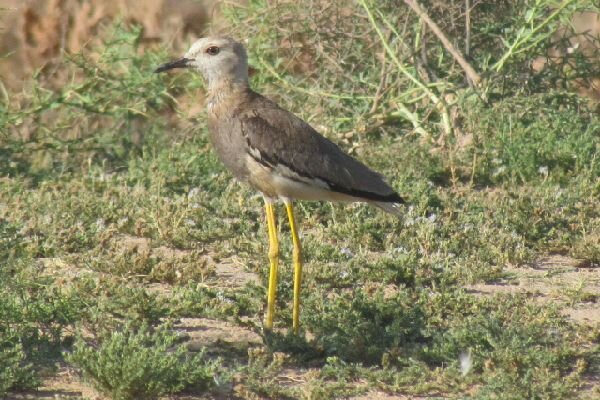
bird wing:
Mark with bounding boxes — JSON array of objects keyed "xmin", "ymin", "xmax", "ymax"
[{"xmin": 237, "ymin": 93, "xmax": 404, "ymax": 204}]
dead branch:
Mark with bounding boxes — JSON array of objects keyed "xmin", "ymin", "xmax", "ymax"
[{"xmin": 404, "ymin": 0, "xmax": 482, "ymax": 87}]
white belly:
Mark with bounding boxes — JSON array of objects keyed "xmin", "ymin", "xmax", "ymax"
[{"xmin": 245, "ymin": 154, "xmax": 360, "ymax": 202}]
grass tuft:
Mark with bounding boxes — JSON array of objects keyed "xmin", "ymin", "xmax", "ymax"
[{"xmin": 66, "ymin": 322, "xmax": 222, "ymax": 400}]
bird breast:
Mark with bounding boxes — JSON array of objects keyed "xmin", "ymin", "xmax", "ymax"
[{"xmin": 207, "ymin": 115, "xmax": 251, "ymax": 183}]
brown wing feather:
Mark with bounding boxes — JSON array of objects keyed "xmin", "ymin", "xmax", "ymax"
[{"xmin": 236, "ymin": 91, "xmax": 404, "ymax": 204}]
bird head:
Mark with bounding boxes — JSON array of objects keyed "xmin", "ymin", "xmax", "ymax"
[{"xmin": 155, "ymin": 37, "xmax": 249, "ymax": 87}]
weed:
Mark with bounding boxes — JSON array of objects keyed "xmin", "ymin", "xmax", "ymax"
[
  {"xmin": 66, "ymin": 322, "xmax": 222, "ymax": 400},
  {"xmin": 0, "ymin": 338, "xmax": 37, "ymax": 395}
]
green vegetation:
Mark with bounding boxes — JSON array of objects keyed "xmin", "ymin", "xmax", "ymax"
[
  {"xmin": 1, "ymin": 1, "xmax": 599, "ymax": 399},
  {"xmin": 67, "ymin": 322, "xmax": 220, "ymax": 400}
]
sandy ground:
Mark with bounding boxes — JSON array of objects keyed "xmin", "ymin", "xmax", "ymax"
[
  {"xmin": 5, "ymin": 249, "xmax": 599, "ymax": 399},
  {"xmin": 468, "ymin": 254, "xmax": 600, "ymax": 325}
]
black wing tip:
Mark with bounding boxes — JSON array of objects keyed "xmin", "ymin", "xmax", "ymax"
[{"xmin": 327, "ymin": 183, "xmax": 406, "ymax": 205}]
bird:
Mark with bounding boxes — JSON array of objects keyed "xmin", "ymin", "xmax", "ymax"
[{"xmin": 155, "ymin": 37, "xmax": 404, "ymax": 334}]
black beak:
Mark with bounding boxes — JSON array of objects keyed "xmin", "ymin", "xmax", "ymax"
[{"xmin": 154, "ymin": 57, "xmax": 192, "ymax": 73}]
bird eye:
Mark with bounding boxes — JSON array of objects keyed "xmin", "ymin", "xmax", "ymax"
[{"xmin": 206, "ymin": 46, "xmax": 220, "ymax": 55}]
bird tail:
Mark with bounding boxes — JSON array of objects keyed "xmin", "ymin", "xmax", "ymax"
[{"xmin": 372, "ymin": 201, "xmax": 404, "ymax": 216}]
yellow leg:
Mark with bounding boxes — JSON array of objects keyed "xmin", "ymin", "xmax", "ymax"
[
  {"xmin": 285, "ymin": 201, "xmax": 303, "ymax": 334},
  {"xmin": 264, "ymin": 200, "xmax": 279, "ymax": 330}
]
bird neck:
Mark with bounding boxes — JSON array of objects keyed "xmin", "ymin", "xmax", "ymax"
[{"xmin": 206, "ymin": 79, "xmax": 250, "ymax": 117}]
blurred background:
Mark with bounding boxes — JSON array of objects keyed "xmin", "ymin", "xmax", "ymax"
[{"xmin": 0, "ymin": 0, "xmax": 217, "ymax": 91}]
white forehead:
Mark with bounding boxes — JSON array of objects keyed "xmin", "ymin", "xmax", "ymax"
[{"xmin": 185, "ymin": 37, "xmax": 239, "ymax": 57}]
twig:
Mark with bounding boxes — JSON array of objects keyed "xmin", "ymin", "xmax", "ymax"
[
  {"xmin": 370, "ymin": 41, "xmax": 389, "ymax": 114},
  {"xmin": 404, "ymin": 0, "xmax": 481, "ymax": 87},
  {"xmin": 465, "ymin": 0, "xmax": 471, "ymax": 58},
  {"xmin": 359, "ymin": 0, "xmax": 443, "ymax": 137},
  {"xmin": 370, "ymin": 6, "xmax": 452, "ymax": 136}
]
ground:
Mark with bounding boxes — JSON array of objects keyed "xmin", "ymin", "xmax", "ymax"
[{"xmin": 5, "ymin": 242, "xmax": 599, "ymax": 399}]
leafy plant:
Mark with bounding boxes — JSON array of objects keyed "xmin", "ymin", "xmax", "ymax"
[
  {"xmin": 0, "ymin": 337, "xmax": 37, "ymax": 395},
  {"xmin": 67, "ymin": 322, "xmax": 222, "ymax": 400}
]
